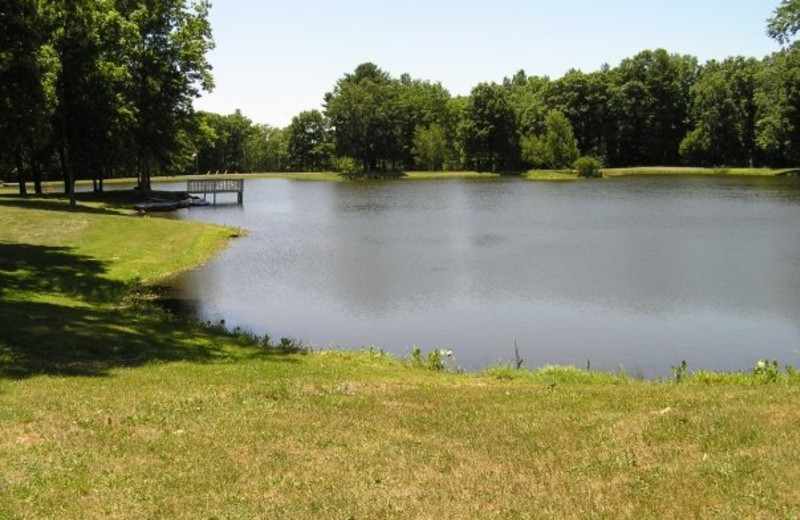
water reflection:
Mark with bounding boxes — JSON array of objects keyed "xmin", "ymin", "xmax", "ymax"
[{"xmin": 168, "ymin": 176, "xmax": 800, "ymax": 375}]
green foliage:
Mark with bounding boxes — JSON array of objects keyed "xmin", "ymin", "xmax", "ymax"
[
  {"xmin": 672, "ymin": 360, "xmax": 689, "ymax": 383},
  {"xmin": 287, "ymin": 110, "xmax": 332, "ymax": 172},
  {"xmin": 755, "ymin": 46, "xmax": 800, "ymax": 166},
  {"xmin": 520, "ymin": 135, "xmax": 549, "ymax": 168},
  {"xmin": 324, "ymin": 63, "xmax": 400, "ymax": 173},
  {"xmin": 410, "ymin": 346, "xmax": 456, "ymax": 371},
  {"xmin": 681, "ymin": 58, "xmax": 760, "ymax": 167},
  {"xmin": 753, "ymin": 359, "xmax": 780, "ymax": 383},
  {"xmin": 573, "ymin": 156, "xmax": 603, "ymax": 178},
  {"xmin": 544, "ymin": 110, "xmax": 580, "ymax": 169},
  {"xmin": 767, "ymin": 0, "xmax": 800, "ymax": 45},
  {"xmin": 460, "ymin": 83, "xmax": 519, "ymax": 171},
  {"xmin": 0, "ymin": 0, "xmax": 215, "ymax": 195},
  {"xmin": 332, "ymin": 156, "xmax": 361, "ymax": 178},
  {"xmin": 412, "ymin": 124, "xmax": 447, "ymax": 171}
]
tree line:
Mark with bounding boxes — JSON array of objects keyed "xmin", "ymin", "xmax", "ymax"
[
  {"xmin": 2, "ymin": 1, "xmax": 799, "ymax": 191},
  {"xmin": 0, "ymin": 0, "xmax": 213, "ymax": 202}
]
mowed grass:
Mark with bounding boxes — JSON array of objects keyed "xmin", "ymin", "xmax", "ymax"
[{"xmin": 1, "ymin": 193, "xmax": 800, "ymax": 519}]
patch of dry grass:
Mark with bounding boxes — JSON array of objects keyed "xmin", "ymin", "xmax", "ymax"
[{"xmin": 2, "ymin": 355, "xmax": 799, "ymax": 519}]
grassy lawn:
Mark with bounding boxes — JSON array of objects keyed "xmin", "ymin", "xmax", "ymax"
[{"xmin": 1, "ymin": 193, "xmax": 799, "ymax": 519}]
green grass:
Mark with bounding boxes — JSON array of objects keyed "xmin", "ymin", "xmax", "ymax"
[
  {"xmin": 524, "ymin": 166, "xmax": 796, "ymax": 181},
  {"xmin": 1, "ymin": 192, "xmax": 800, "ymax": 519},
  {"xmin": 525, "ymin": 169, "xmax": 582, "ymax": 181},
  {"xmin": 602, "ymin": 166, "xmax": 788, "ymax": 177}
]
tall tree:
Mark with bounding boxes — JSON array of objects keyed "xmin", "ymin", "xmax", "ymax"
[
  {"xmin": 0, "ymin": 0, "xmax": 53, "ymax": 195},
  {"xmin": 394, "ymin": 74, "xmax": 452, "ymax": 169},
  {"xmin": 324, "ymin": 63, "xmax": 400, "ymax": 173},
  {"xmin": 612, "ymin": 49, "xmax": 697, "ymax": 166},
  {"xmin": 544, "ymin": 69, "xmax": 615, "ymax": 162},
  {"xmin": 460, "ymin": 83, "xmax": 519, "ymax": 172},
  {"xmin": 287, "ymin": 110, "xmax": 331, "ymax": 171},
  {"xmin": 755, "ymin": 46, "xmax": 800, "ymax": 166},
  {"xmin": 680, "ymin": 58, "xmax": 761, "ymax": 166},
  {"xmin": 412, "ymin": 123, "xmax": 447, "ymax": 171},
  {"xmin": 116, "ymin": 0, "xmax": 214, "ymax": 190}
]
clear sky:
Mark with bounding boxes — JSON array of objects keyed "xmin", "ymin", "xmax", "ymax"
[{"xmin": 194, "ymin": 0, "xmax": 782, "ymax": 127}]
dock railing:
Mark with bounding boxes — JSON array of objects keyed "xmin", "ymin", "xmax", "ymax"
[{"xmin": 187, "ymin": 178, "xmax": 244, "ymax": 204}]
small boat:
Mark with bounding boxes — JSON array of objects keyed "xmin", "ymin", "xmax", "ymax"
[{"xmin": 134, "ymin": 196, "xmax": 210, "ymax": 212}]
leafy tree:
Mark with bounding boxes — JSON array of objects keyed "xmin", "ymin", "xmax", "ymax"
[
  {"xmin": 543, "ymin": 110, "xmax": 580, "ymax": 168},
  {"xmin": 681, "ymin": 58, "xmax": 761, "ymax": 166},
  {"xmin": 0, "ymin": 0, "xmax": 53, "ymax": 195},
  {"xmin": 768, "ymin": 0, "xmax": 800, "ymax": 45},
  {"xmin": 287, "ymin": 110, "xmax": 331, "ymax": 171},
  {"xmin": 460, "ymin": 83, "xmax": 519, "ymax": 171},
  {"xmin": 116, "ymin": 0, "xmax": 214, "ymax": 190},
  {"xmin": 412, "ymin": 123, "xmax": 447, "ymax": 171},
  {"xmin": 612, "ymin": 49, "xmax": 697, "ymax": 166},
  {"xmin": 755, "ymin": 46, "xmax": 800, "ymax": 166},
  {"xmin": 504, "ymin": 72, "xmax": 550, "ymax": 138},
  {"xmin": 324, "ymin": 63, "xmax": 400, "ymax": 174},
  {"xmin": 249, "ymin": 125, "xmax": 289, "ymax": 172},
  {"xmin": 543, "ymin": 69, "xmax": 615, "ymax": 161},
  {"xmin": 395, "ymin": 74, "xmax": 452, "ymax": 169}
]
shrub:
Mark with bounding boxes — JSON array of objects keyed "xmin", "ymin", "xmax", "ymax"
[
  {"xmin": 573, "ymin": 156, "xmax": 603, "ymax": 178},
  {"xmin": 333, "ymin": 156, "xmax": 362, "ymax": 178}
]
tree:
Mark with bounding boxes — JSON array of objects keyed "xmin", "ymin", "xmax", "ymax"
[
  {"xmin": 755, "ymin": 46, "xmax": 800, "ymax": 166},
  {"xmin": 394, "ymin": 75, "xmax": 452, "ymax": 169},
  {"xmin": 543, "ymin": 110, "xmax": 580, "ymax": 169},
  {"xmin": 116, "ymin": 0, "xmax": 214, "ymax": 190},
  {"xmin": 48, "ymin": 0, "xmax": 124, "ymax": 205},
  {"xmin": 681, "ymin": 58, "xmax": 761, "ymax": 166},
  {"xmin": 412, "ymin": 124, "xmax": 447, "ymax": 171},
  {"xmin": 768, "ymin": 0, "xmax": 800, "ymax": 45},
  {"xmin": 324, "ymin": 63, "xmax": 400, "ymax": 174},
  {"xmin": 0, "ymin": 0, "xmax": 53, "ymax": 195},
  {"xmin": 543, "ymin": 69, "xmax": 615, "ymax": 161},
  {"xmin": 612, "ymin": 49, "xmax": 697, "ymax": 166},
  {"xmin": 287, "ymin": 110, "xmax": 331, "ymax": 171},
  {"xmin": 460, "ymin": 83, "xmax": 519, "ymax": 171}
]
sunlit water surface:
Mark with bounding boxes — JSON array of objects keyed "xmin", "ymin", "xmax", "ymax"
[{"xmin": 162, "ymin": 176, "xmax": 800, "ymax": 376}]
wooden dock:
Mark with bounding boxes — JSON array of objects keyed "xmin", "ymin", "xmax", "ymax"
[{"xmin": 187, "ymin": 178, "xmax": 244, "ymax": 205}]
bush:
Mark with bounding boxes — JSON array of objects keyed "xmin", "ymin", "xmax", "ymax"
[
  {"xmin": 573, "ymin": 156, "xmax": 603, "ymax": 178},
  {"xmin": 333, "ymin": 156, "xmax": 362, "ymax": 178}
]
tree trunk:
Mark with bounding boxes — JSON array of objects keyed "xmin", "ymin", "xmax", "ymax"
[
  {"xmin": 15, "ymin": 150, "xmax": 27, "ymax": 196},
  {"xmin": 137, "ymin": 152, "xmax": 151, "ymax": 192},
  {"xmin": 59, "ymin": 145, "xmax": 76, "ymax": 207},
  {"xmin": 32, "ymin": 158, "xmax": 42, "ymax": 195}
]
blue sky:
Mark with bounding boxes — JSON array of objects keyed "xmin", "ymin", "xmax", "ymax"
[{"xmin": 194, "ymin": 0, "xmax": 782, "ymax": 127}]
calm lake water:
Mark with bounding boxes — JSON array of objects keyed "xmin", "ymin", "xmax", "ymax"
[{"xmin": 165, "ymin": 176, "xmax": 800, "ymax": 375}]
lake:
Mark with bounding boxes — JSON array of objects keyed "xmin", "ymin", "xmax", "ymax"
[{"xmin": 164, "ymin": 175, "xmax": 800, "ymax": 376}]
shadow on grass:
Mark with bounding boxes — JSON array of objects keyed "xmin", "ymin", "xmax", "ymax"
[
  {"xmin": 0, "ymin": 194, "xmax": 123, "ymax": 216},
  {"xmin": 0, "ymin": 189, "xmax": 189, "ymax": 215},
  {"xmin": 0, "ymin": 242, "xmax": 296, "ymax": 379}
]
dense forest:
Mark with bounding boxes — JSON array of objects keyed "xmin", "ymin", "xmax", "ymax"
[{"xmin": 2, "ymin": 1, "xmax": 800, "ymax": 191}]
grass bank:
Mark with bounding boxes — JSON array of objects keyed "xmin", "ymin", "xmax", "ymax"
[
  {"xmin": 1, "ymin": 194, "xmax": 800, "ymax": 519},
  {"xmin": 525, "ymin": 166, "xmax": 792, "ymax": 181},
  {"xmin": 603, "ymin": 166, "xmax": 787, "ymax": 177}
]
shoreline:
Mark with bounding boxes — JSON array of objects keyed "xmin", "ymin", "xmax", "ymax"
[{"xmin": 2, "ymin": 166, "xmax": 796, "ymax": 193}]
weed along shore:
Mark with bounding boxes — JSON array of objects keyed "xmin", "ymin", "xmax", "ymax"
[{"xmin": 1, "ymin": 194, "xmax": 800, "ymax": 519}]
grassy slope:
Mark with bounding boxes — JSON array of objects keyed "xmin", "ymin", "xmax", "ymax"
[{"xmin": 1, "ymin": 195, "xmax": 799, "ymax": 519}]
